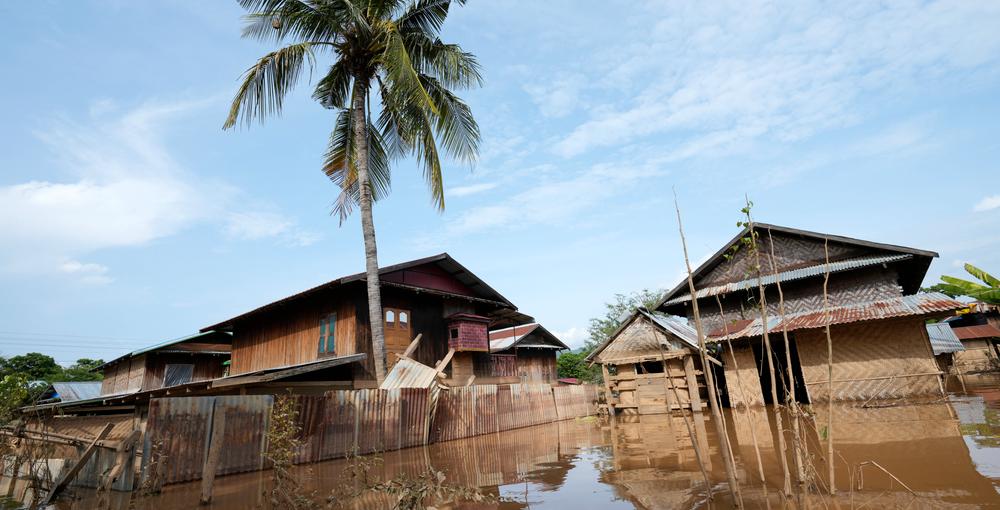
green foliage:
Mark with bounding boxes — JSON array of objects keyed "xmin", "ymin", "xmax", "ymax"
[
  {"xmin": 556, "ymin": 351, "xmax": 596, "ymax": 382},
  {"xmin": 0, "ymin": 373, "xmax": 29, "ymax": 424},
  {"xmin": 934, "ymin": 263, "xmax": 1000, "ymax": 304},
  {"xmin": 225, "ymin": 0, "xmax": 483, "ymax": 220},
  {"xmin": 584, "ymin": 289, "xmax": 664, "ymax": 353},
  {"xmin": 0, "ymin": 354, "xmax": 104, "ymax": 383}
]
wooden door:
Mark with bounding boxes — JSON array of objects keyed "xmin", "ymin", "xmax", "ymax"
[{"xmin": 384, "ymin": 307, "xmax": 412, "ymax": 367}]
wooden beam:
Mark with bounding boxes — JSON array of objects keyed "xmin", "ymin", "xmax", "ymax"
[
  {"xmin": 99, "ymin": 430, "xmax": 141, "ymax": 491},
  {"xmin": 684, "ymin": 355, "xmax": 703, "ymax": 412},
  {"xmin": 434, "ymin": 348, "xmax": 456, "ymax": 376},
  {"xmin": 402, "ymin": 333, "xmax": 423, "ymax": 358},
  {"xmin": 41, "ymin": 423, "xmax": 114, "ymax": 505}
]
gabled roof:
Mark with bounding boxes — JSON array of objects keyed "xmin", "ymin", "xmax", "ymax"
[
  {"xmin": 203, "ymin": 253, "xmax": 520, "ymax": 331},
  {"xmin": 96, "ymin": 330, "xmax": 232, "ymax": 371},
  {"xmin": 585, "ymin": 308, "xmax": 698, "ymax": 363},
  {"xmin": 656, "ymin": 223, "xmax": 938, "ymax": 311},
  {"xmin": 488, "ymin": 323, "xmax": 568, "ymax": 353}
]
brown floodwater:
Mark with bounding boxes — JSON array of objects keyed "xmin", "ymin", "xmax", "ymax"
[{"xmin": 48, "ymin": 374, "xmax": 1000, "ymax": 509}]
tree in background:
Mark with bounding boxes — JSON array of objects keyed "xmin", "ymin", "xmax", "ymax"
[
  {"xmin": 0, "ymin": 354, "xmax": 104, "ymax": 382},
  {"xmin": 556, "ymin": 289, "xmax": 665, "ymax": 383},
  {"xmin": 931, "ymin": 264, "xmax": 1000, "ymax": 305},
  {"xmin": 0, "ymin": 373, "xmax": 29, "ymax": 424},
  {"xmin": 584, "ymin": 289, "xmax": 664, "ymax": 352},
  {"xmin": 225, "ymin": 0, "xmax": 482, "ymax": 384}
]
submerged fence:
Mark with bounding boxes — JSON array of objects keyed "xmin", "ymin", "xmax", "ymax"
[{"xmin": 141, "ymin": 383, "xmax": 597, "ymax": 486}]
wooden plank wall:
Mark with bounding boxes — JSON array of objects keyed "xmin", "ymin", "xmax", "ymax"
[
  {"xmin": 231, "ymin": 296, "xmax": 355, "ymax": 375},
  {"xmin": 141, "ymin": 353, "xmax": 227, "ymax": 391}
]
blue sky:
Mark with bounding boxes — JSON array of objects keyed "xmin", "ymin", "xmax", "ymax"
[{"xmin": 1, "ymin": 0, "xmax": 999, "ymax": 364}]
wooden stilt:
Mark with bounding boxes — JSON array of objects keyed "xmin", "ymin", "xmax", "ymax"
[{"xmin": 200, "ymin": 406, "xmax": 228, "ymax": 504}]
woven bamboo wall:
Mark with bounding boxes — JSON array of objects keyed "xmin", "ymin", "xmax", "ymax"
[
  {"xmin": 724, "ymin": 344, "xmax": 765, "ymax": 407},
  {"xmin": 699, "ymin": 232, "xmax": 868, "ymax": 287},
  {"xmin": 796, "ymin": 318, "xmax": 941, "ymax": 401}
]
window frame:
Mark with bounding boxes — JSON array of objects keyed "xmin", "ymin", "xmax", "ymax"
[{"xmin": 318, "ymin": 312, "xmax": 337, "ymax": 354}]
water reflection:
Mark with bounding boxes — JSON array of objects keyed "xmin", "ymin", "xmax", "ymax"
[{"xmin": 54, "ymin": 375, "xmax": 1000, "ymax": 509}]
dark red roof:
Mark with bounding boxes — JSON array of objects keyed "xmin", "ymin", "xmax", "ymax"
[{"xmin": 953, "ymin": 324, "xmax": 1000, "ymax": 340}]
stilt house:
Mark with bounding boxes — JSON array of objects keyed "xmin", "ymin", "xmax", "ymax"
[
  {"xmin": 655, "ymin": 223, "xmax": 966, "ymax": 405},
  {"xmin": 586, "ymin": 308, "xmax": 707, "ymax": 414}
]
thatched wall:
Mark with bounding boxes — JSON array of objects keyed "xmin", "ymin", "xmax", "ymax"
[
  {"xmin": 795, "ymin": 318, "xmax": 941, "ymax": 402},
  {"xmin": 723, "ymin": 344, "xmax": 765, "ymax": 407},
  {"xmin": 953, "ymin": 339, "xmax": 997, "ymax": 373}
]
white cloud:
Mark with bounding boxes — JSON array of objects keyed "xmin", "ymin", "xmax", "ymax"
[
  {"xmin": 0, "ymin": 99, "xmax": 317, "ymax": 281},
  {"xmin": 554, "ymin": 326, "xmax": 588, "ymax": 349},
  {"xmin": 974, "ymin": 195, "xmax": 1000, "ymax": 212},
  {"xmin": 523, "ymin": 74, "xmax": 585, "ymax": 118},
  {"xmin": 448, "ymin": 182, "xmax": 498, "ymax": 198},
  {"xmin": 58, "ymin": 260, "xmax": 112, "ymax": 285},
  {"xmin": 553, "ymin": 0, "xmax": 1000, "ymax": 159}
]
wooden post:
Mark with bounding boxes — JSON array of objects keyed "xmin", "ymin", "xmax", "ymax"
[
  {"xmin": 42, "ymin": 423, "xmax": 114, "ymax": 505},
  {"xmin": 200, "ymin": 405, "xmax": 228, "ymax": 504},
  {"xmin": 100, "ymin": 430, "xmax": 142, "ymax": 492},
  {"xmin": 683, "ymin": 355, "xmax": 702, "ymax": 412},
  {"xmin": 601, "ymin": 363, "xmax": 615, "ymax": 414}
]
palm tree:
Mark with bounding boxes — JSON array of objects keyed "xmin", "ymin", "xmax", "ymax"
[
  {"xmin": 933, "ymin": 263, "xmax": 1000, "ymax": 305},
  {"xmin": 224, "ymin": 0, "xmax": 482, "ymax": 384}
]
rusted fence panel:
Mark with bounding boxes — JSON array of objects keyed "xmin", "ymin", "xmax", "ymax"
[
  {"xmin": 142, "ymin": 384, "xmax": 595, "ymax": 487},
  {"xmin": 553, "ymin": 385, "xmax": 598, "ymax": 420}
]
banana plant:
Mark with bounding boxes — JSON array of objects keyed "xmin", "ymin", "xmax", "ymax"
[{"xmin": 935, "ymin": 264, "xmax": 1000, "ymax": 304}]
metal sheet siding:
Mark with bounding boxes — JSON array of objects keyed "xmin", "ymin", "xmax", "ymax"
[
  {"xmin": 667, "ymin": 254, "xmax": 913, "ymax": 304},
  {"xmin": 927, "ymin": 323, "xmax": 965, "ymax": 355}
]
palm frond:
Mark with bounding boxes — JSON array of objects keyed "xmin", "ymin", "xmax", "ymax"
[
  {"xmin": 313, "ymin": 60, "xmax": 353, "ymax": 109},
  {"xmin": 965, "ymin": 263, "xmax": 1000, "ymax": 288},
  {"xmin": 396, "ymin": 0, "xmax": 452, "ymax": 35},
  {"xmin": 420, "ymin": 74, "xmax": 479, "ymax": 164},
  {"xmin": 324, "ymin": 109, "xmax": 391, "ymax": 222},
  {"xmin": 224, "ymin": 42, "xmax": 318, "ymax": 129},
  {"xmin": 404, "ymin": 34, "xmax": 482, "ymax": 89},
  {"xmin": 381, "ymin": 24, "xmax": 440, "ymax": 116}
]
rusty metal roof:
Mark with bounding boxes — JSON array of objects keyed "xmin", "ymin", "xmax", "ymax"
[
  {"xmin": 488, "ymin": 323, "xmax": 568, "ymax": 352},
  {"xmin": 952, "ymin": 324, "xmax": 1000, "ymax": 340},
  {"xmin": 664, "ymin": 254, "xmax": 912, "ymax": 305},
  {"xmin": 927, "ymin": 323, "xmax": 965, "ymax": 355},
  {"xmin": 709, "ymin": 292, "xmax": 965, "ymax": 342}
]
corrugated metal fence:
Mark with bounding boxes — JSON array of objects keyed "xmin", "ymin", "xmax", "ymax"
[{"xmin": 142, "ymin": 384, "xmax": 597, "ymax": 486}]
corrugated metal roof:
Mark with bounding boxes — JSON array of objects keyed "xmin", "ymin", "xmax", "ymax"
[
  {"xmin": 709, "ymin": 292, "xmax": 965, "ymax": 342},
  {"xmin": 927, "ymin": 323, "xmax": 965, "ymax": 355},
  {"xmin": 51, "ymin": 381, "xmax": 102, "ymax": 402},
  {"xmin": 952, "ymin": 324, "xmax": 1000, "ymax": 340},
  {"xmin": 380, "ymin": 357, "xmax": 441, "ymax": 390},
  {"xmin": 665, "ymin": 254, "xmax": 913, "ymax": 305},
  {"xmin": 639, "ymin": 309, "xmax": 700, "ymax": 349},
  {"xmin": 97, "ymin": 330, "xmax": 232, "ymax": 370},
  {"xmin": 488, "ymin": 323, "xmax": 568, "ymax": 353}
]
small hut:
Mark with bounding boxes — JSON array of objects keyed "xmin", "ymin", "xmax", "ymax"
[
  {"xmin": 950, "ymin": 324, "xmax": 1000, "ymax": 373},
  {"xmin": 586, "ymin": 308, "xmax": 706, "ymax": 415}
]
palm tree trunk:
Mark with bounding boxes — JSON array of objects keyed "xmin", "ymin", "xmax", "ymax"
[{"xmin": 352, "ymin": 78, "xmax": 387, "ymax": 385}]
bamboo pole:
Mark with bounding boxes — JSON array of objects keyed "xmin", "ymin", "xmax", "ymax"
[
  {"xmin": 822, "ymin": 238, "xmax": 836, "ymax": 494},
  {"xmin": 766, "ymin": 228, "xmax": 807, "ymax": 500},
  {"xmin": 674, "ymin": 193, "xmax": 744, "ymax": 508},
  {"xmin": 657, "ymin": 343, "xmax": 712, "ymax": 496},
  {"xmin": 744, "ymin": 208, "xmax": 792, "ymax": 497},
  {"xmin": 716, "ymin": 295, "xmax": 770, "ymax": 499}
]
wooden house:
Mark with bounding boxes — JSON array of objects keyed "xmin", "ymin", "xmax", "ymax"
[
  {"xmin": 199, "ymin": 253, "xmax": 534, "ymax": 388},
  {"xmin": 939, "ymin": 311, "xmax": 1000, "ymax": 373},
  {"xmin": 487, "ymin": 323, "xmax": 568, "ymax": 384},
  {"xmin": 655, "ymin": 223, "xmax": 966, "ymax": 405},
  {"xmin": 586, "ymin": 308, "xmax": 706, "ymax": 414},
  {"xmin": 97, "ymin": 330, "xmax": 232, "ymax": 396}
]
